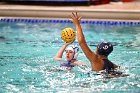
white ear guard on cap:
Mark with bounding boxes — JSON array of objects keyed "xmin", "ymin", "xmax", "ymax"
[{"xmin": 73, "ymin": 46, "xmax": 79, "ymax": 59}]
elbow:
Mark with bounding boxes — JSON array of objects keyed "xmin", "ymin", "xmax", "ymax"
[{"xmin": 54, "ymin": 56, "xmax": 61, "ymax": 61}]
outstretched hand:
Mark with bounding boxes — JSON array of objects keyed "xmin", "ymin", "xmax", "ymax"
[{"xmin": 71, "ymin": 12, "xmax": 82, "ymax": 24}]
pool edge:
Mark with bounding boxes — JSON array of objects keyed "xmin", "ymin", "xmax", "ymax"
[{"xmin": 0, "ymin": 9, "xmax": 140, "ymax": 20}]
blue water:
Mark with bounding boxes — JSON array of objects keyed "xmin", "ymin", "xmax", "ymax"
[{"xmin": 0, "ymin": 21, "xmax": 140, "ymax": 93}]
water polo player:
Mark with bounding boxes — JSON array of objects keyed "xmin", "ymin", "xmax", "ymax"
[
  {"xmin": 54, "ymin": 28, "xmax": 84, "ymax": 70},
  {"xmin": 71, "ymin": 12, "xmax": 119, "ymax": 73},
  {"xmin": 54, "ymin": 43, "xmax": 84, "ymax": 70}
]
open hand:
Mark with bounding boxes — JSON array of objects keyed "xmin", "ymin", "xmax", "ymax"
[{"xmin": 71, "ymin": 12, "xmax": 82, "ymax": 24}]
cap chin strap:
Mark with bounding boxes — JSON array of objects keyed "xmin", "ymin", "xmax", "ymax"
[
  {"xmin": 68, "ymin": 60, "xmax": 71, "ymax": 65},
  {"xmin": 68, "ymin": 52, "xmax": 78, "ymax": 65}
]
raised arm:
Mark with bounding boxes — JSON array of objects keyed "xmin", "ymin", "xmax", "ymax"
[
  {"xmin": 54, "ymin": 40, "xmax": 74, "ymax": 61},
  {"xmin": 71, "ymin": 12, "xmax": 98, "ymax": 65},
  {"xmin": 54, "ymin": 43, "xmax": 69, "ymax": 61}
]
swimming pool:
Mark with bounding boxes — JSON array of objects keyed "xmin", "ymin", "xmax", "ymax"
[{"xmin": 0, "ymin": 18, "xmax": 140, "ymax": 93}]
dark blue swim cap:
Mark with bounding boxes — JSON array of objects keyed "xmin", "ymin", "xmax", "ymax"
[{"xmin": 97, "ymin": 42, "xmax": 113, "ymax": 56}]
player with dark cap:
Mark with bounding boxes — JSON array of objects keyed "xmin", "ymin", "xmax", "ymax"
[{"xmin": 71, "ymin": 12, "xmax": 118, "ymax": 73}]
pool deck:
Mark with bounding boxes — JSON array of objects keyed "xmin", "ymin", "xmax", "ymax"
[{"xmin": 0, "ymin": 1, "xmax": 140, "ymax": 21}]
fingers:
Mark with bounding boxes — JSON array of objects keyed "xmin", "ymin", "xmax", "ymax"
[
  {"xmin": 72, "ymin": 12, "xmax": 75, "ymax": 16},
  {"xmin": 70, "ymin": 15, "xmax": 74, "ymax": 20},
  {"xmin": 69, "ymin": 39, "xmax": 75, "ymax": 44},
  {"xmin": 71, "ymin": 12, "xmax": 82, "ymax": 21},
  {"xmin": 75, "ymin": 12, "xmax": 78, "ymax": 16},
  {"xmin": 78, "ymin": 16, "xmax": 82, "ymax": 21},
  {"xmin": 71, "ymin": 12, "xmax": 76, "ymax": 19},
  {"xmin": 64, "ymin": 39, "xmax": 74, "ymax": 45},
  {"xmin": 64, "ymin": 42, "xmax": 70, "ymax": 46},
  {"xmin": 72, "ymin": 12, "xmax": 78, "ymax": 18}
]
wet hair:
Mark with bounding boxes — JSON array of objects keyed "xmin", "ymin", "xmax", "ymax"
[{"xmin": 97, "ymin": 42, "xmax": 113, "ymax": 56}]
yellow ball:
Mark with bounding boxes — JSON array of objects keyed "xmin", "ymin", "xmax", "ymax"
[{"xmin": 61, "ymin": 28, "xmax": 76, "ymax": 43}]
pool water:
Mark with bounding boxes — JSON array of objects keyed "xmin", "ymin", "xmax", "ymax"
[{"xmin": 0, "ymin": 21, "xmax": 140, "ymax": 93}]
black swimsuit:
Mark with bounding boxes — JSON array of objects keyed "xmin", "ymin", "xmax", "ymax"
[
  {"xmin": 102, "ymin": 59, "xmax": 114, "ymax": 72},
  {"xmin": 102, "ymin": 59, "xmax": 123, "ymax": 75}
]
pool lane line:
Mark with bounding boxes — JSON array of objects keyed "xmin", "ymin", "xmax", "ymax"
[{"xmin": 0, "ymin": 18, "xmax": 140, "ymax": 26}]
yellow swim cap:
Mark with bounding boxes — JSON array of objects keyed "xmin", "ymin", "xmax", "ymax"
[{"xmin": 61, "ymin": 28, "xmax": 76, "ymax": 43}]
